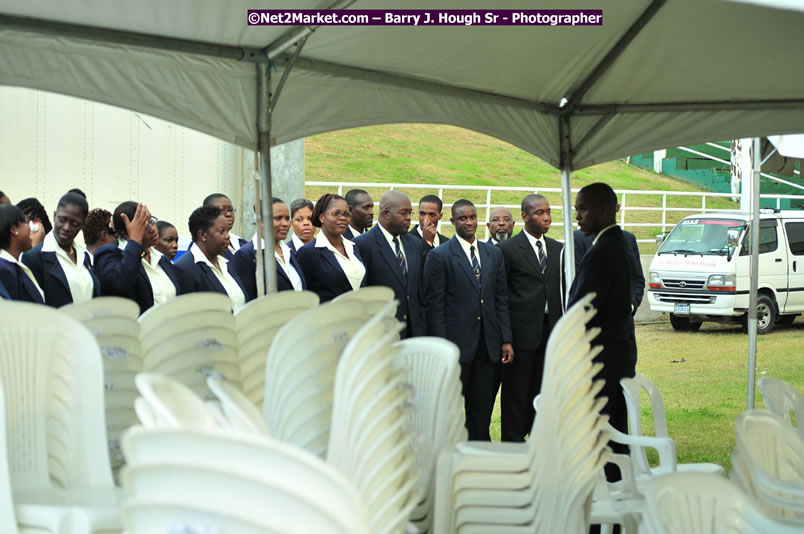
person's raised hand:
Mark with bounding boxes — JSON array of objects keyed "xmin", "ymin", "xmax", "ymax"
[
  {"xmin": 120, "ymin": 203, "xmax": 149, "ymax": 245},
  {"xmin": 421, "ymin": 218, "xmax": 437, "ymax": 244}
]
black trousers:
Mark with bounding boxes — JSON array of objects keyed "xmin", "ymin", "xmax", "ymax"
[
  {"xmin": 600, "ymin": 379, "xmax": 630, "ymax": 482},
  {"xmin": 459, "ymin": 327, "xmax": 501, "ymax": 441},
  {"xmin": 500, "ymin": 319, "xmax": 550, "ymax": 442}
]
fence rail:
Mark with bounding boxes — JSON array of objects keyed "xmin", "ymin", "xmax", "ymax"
[{"xmin": 305, "ymin": 181, "xmax": 804, "ymax": 243}]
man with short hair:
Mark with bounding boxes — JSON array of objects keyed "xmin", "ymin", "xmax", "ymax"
[
  {"xmin": 354, "ymin": 190, "xmax": 425, "ymax": 338},
  {"xmin": 344, "ymin": 189, "xmax": 374, "ymax": 240},
  {"xmin": 568, "ymin": 182, "xmax": 636, "ymax": 480},
  {"xmin": 424, "ymin": 199, "xmax": 514, "ymax": 441},
  {"xmin": 412, "ymin": 194, "xmax": 449, "ymax": 250},
  {"xmin": 203, "ymin": 193, "xmax": 246, "ymax": 258},
  {"xmin": 498, "ymin": 194, "xmax": 563, "ymax": 442},
  {"xmin": 487, "ymin": 206, "xmax": 515, "ymax": 244},
  {"xmin": 0, "ymin": 191, "xmax": 10, "ymax": 205}
]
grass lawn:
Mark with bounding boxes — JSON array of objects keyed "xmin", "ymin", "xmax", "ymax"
[
  {"xmin": 488, "ymin": 317, "xmax": 804, "ymax": 471},
  {"xmin": 305, "ymin": 123, "xmax": 739, "ymax": 255}
]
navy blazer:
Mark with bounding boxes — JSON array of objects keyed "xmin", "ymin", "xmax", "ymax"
[
  {"xmin": 568, "ymin": 226, "xmax": 636, "ymax": 388},
  {"xmin": 94, "ymin": 241, "xmax": 181, "ymax": 314},
  {"xmin": 0, "ymin": 278, "xmax": 9, "ymax": 300},
  {"xmin": 21, "ymin": 243, "xmax": 101, "ymax": 308},
  {"xmin": 354, "ymin": 225, "xmax": 425, "ymax": 337},
  {"xmin": 0, "ymin": 258, "xmax": 45, "ymax": 304},
  {"xmin": 228, "ymin": 241, "xmax": 307, "ymax": 301},
  {"xmin": 423, "ymin": 238, "xmax": 512, "ymax": 363},
  {"xmin": 295, "ymin": 238, "xmax": 366, "ymax": 303},
  {"xmin": 174, "ymin": 250, "xmax": 248, "ymax": 299}
]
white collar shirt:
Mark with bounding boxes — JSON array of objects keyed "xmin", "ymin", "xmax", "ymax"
[
  {"xmin": 314, "ymin": 232, "xmax": 365, "ymax": 291},
  {"xmin": 290, "ymin": 233, "xmax": 307, "ymax": 251},
  {"xmin": 523, "ymin": 229, "xmax": 550, "ymax": 313},
  {"xmin": 2, "ymin": 249, "xmax": 44, "ymax": 300},
  {"xmin": 42, "ymin": 231, "xmax": 94, "ymax": 303},
  {"xmin": 593, "ymin": 224, "xmax": 618, "ymax": 246},
  {"xmin": 140, "ymin": 246, "xmax": 177, "ymax": 306},
  {"xmin": 378, "ymin": 223, "xmax": 407, "ymax": 271},
  {"xmin": 252, "ymin": 235, "xmax": 303, "ymax": 292},
  {"xmin": 455, "ymin": 234, "xmax": 481, "ymax": 268},
  {"xmin": 348, "ymin": 225, "xmax": 363, "ymax": 239},
  {"xmin": 190, "ymin": 243, "xmax": 246, "ymax": 311},
  {"xmin": 416, "ymin": 225, "xmax": 441, "ymax": 247},
  {"xmin": 228, "ymin": 232, "xmax": 244, "ymax": 254}
]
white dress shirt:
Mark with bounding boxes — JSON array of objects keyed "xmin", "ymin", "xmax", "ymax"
[
  {"xmin": 228, "ymin": 231, "xmax": 244, "ymax": 255},
  {"xmin": 522, "ymin": 228, "xmax": 549, "ymax": 312},
  {"xmin": 417, "ymin": 225, "xmax": 441, "ymax": 247},
  {"xmin": 455, "ymin": 234, "xmax": 481, "ymax": 269},
  {"xmin": 314, "ymin": 233, "xmax": 365, "ymax": 291},
  {"xmin": 347, "ymin": 225, "xmax": 364, "ymax": 240},
  {"xmin": 378, "ymin": 223, "xmax": 407, "ymax": 272},
  {"xmin": 1, "ymin": 249, "xmax": 44, "ymax": 300},
  {"xmin": 190, "ymin": 244, "xmax": 246, "ymax": 311},
  {"xmin": 290, "ymin": 233, "xmax": 307, "ymax": 252},
  {"xmin": 42, "ymin": 231, "xmax": 94, "ymax": 303},
  {"xmin": 252, "ymin": 235, "xmax": 303, "ymax": 292},
  {"xmin": 141, "ymin": 247, "xmax": 177, "ymax": 306}
]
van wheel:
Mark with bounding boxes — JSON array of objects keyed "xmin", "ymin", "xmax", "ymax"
[
  {"xmin": 670, "ymin": 314, "xmax": 702, "ymax": 332},
  {"xmin": 740, "ymin": 294, "xmax": 776, "ymax": 335}
]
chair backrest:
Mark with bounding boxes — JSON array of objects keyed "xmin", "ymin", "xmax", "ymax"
[
  {"xmin": 207, "ymin": 377, "xmax": 269, "ymax": 435},
  {"xmin": 332, "ymin": 286, "xmax": 396, "ymax": 315},
  {"xmin": 0, "ymin": 301, "xmax": 113, "ymax": 490},
  {"xmin": 640, "ymin": 471, "xmax": 801, "ymax": 534},
  {"xmin": 135, "ymin": 373, "xmax": 222, "ymax": 429},
  {"xmin": 758, "ymin": 377, "xmax": 804, "ymax": 437},
  {"xmin": 621, "ymin": 372, "xmax": 670, "ymax": 476},
  {"xmin": 0, "ymin": 381, "xmax": 20, "ymax": 533}
]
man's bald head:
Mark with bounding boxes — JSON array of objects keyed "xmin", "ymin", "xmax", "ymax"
[
  {"xmin": 380, "ymin": 190, "xmax": 408, "ymax": 212},
  {"xmin": 379, "ymin": 190, "xmax": 413, "ymax": 236}
]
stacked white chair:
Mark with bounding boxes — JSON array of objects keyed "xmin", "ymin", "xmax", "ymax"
[
  {"xmin": 207, "ymin": 376, "xmax": 269, "ymax": 434},
  {"xmin": 620, "ymin": 373, "xmax": 726, "ymax": 478},
  {"xmin": 392, "ymin": 336, "xmax": 467, "ymax": 533},
  {"xmin": 327, "ymin": 300, "xmax": 418, "ymax": 534},
  {"xmin": 433, "ymin": 292, "xmax": 611, "ymax": 534},
  {"xmin": 639, "ymin": 471, "xmax": 802, "ymax": 534},
  {"xmin": 60, "ymin": 296, "xmax": 141, "ymax": 478},
  {"xmin": 731, "ymin": 410, "xmax": 804, "ymax": 523},
  {"xmin": 758, "ymin": 376, "xmax": 804, "ymax": 439},
  {"xmin": 0, "ymin": 380, "xmax": 22, "ymax": 534},
  {"xmin": 333, "ymin": 285, "xmax": 396, "ymax": 315},
  {"xmin": 262, "ymin": 299, "xmax": 373, "ymax": 457},
  {"xmin": 234, "ymin": 290, "xmax": 319, "ymax": 405},
  {"xmin": 139, "ymin": 293, "xmax": 239, "ymax": 400},
  {"xmin": 0, "ymin": 301, "xmax": 122, "ymax": 533},
  {"xmin": 134, "ymin": 373, "xmax": 223, "ymax": 429}
]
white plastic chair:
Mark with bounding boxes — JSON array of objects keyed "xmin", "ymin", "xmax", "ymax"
[
  {"xmin": 433, "ymin": 292, "xmax": 612, "ymax": 534},
  {"xmin": 0, "ymin": 301, "xmax": 122, "ymax": 533},
  {"xmin": 640, "ymin": 471, "xmax": 803, "ymax": 534},
  {"xmin": 134, "ymin": 373, "xmax": 223, "ymax": 429},
  {"xmin": 0, "ymin": 380, "xmax": 21, "ymax": 534},
  {"xmin": 332, "ymin": 286, "xmax": 396, "ymax": 315},
  {"xmin": 234, "ymin": 290, "xmax": 319, "ymax": 405},
  {"xmin": 758, "ymin": 376, "xmax": 804, "ymax": 439},
  {"xmin": 207, "ymin": 376, "xmax": 269, "ymax": 435},
  {"xmin": 621, "ymin": 373, "xmax": 725, "ymax": 478},
  {"xmin": 60, "ymin": 296, "xmax": 142, "ymax": 478},
  {"xmin": 731, "ymin": 410, "xmax": 804, "ymax": 523}
]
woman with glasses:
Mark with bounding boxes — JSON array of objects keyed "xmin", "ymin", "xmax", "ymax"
[
  {"xmin": 296, "ymin": 193, "xmax": 366, "ymax": 302},
  {"xmin": 0, "ymin": 204, "xmax": 44, "ymax": 303},
  {"xmin": 21, "ymin": 191, "xmax": 101, "ymax": 307},
  {"xmin": 94, "ymin": 201, "xmax": 181, "ymax": 314},
  {"xmin": 82, "ymin": 208, "xmax": 118, "ymax": 262},
  {"xmin": 175, "ymin": 205, "xmax": 247, "ymax": 311}
]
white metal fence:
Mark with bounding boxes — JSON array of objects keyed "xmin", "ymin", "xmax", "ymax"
[{"xmin": 306, "ymin": 181, "xmax": 804, "ymax": 243}]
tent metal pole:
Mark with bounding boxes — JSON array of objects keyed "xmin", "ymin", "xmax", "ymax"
[
  {"xmin": 746, "ymin": 137, "xmax": 761, "ymax": 410},
  {"xmin": 561, "ymin": 167, "xmax": 575, "ymax": 299},
  {"xmin": 257, "ymin": 61, "xmax": 277, "ymax": 295},
  {"xmin": 574, "ymin": 100, "xmax": 804, "ymax": 115}
]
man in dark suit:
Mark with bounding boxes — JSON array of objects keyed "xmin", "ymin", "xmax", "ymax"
[
  {"xmin": 567, "ymin": 183, "xmax": 635, "ymax": 480},
  {"xmin": 487, "ymin": 206, "xmax": 514, "ymax": 245},
  {"xmin": 343, "ymin": 189, "xmax": 374, "ymax": 240},
  {"xmin": 354, "ymin": 191, "xmax": 425, "ymax": 338},
  {"xmin": 497, "ymin": 194, "xmax": 563, "ymax": 442},
  {"xmin": 424, "ymin": 199, "xmax": 514, "ymax": 441},
  {"xmin": 411, "ymin": 194, "xmax": 449, "ymax": 251}
]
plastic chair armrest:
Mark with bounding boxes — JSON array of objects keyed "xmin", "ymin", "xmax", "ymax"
[{"xmin": 607, "ymin": 423, "xmax": 677, "ymax": 473}]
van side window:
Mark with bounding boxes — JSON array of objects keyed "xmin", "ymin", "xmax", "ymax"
[
  {"xmin": 785, "ymin": 222, "xmax": 804, "ymax": 256},
  {"xmin": 740, "ymin": 222, "xmax": 778, "ymax": 255}
]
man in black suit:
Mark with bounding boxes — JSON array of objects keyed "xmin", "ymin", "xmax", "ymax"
[
  {"xmin": 487, "ymin": 206, "xmax": 514, "ymax": 245},
  {"xmin": 424, "ymin": 199, "xmax": 514, "ymax": 441},
  {"xmin": 498, "ymin": 194, "xmax": 563, "ymax": 442},
  {"xmin": 567, "ymin": 183, "xmax": 635, "ymax": 480},
  {"xmin": 354, "ymin": 191, "xmax": 425, "ymax": 338},
  {"xmin": 344, "ymin": 189, "xmax": 374, "ymax": 240},
  {"xmin": 411, "ymin": 194, "xmax": 449, "ymax": 251}
]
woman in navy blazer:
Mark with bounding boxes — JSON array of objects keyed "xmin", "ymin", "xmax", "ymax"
[
  {"xmin": 295, "ymin": 194, "xmax": 366, "ymax": 303},
  {"xmin": 174, "ymin": 205, "xmax": 248, "ymax": 311},
  {"xmin": 94, "ymin": 201, "xmax": 181, "ymax": 314},
  {"xmin": 22, "ymin": 192, "xmax": 101, "ymax": 308},
  {"xmin": 0, "ymin": 204, "xmax": 44, "ymax": 304},
  {"xmin": 229, "ymin": 198, "xmax": 307, "ymax": 301}
]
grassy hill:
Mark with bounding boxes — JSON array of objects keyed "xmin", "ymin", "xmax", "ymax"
[{"xmin": 305, "ymin": 123, "xmax": 739, "ymax": 253}]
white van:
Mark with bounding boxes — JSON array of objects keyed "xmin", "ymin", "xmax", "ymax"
[{"xmin": 648, "ymin": 210, "xmax": 804, "ymax": 334}]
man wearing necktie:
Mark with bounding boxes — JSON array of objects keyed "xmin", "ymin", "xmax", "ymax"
[
  {"xmin": 353, "ymin": 190, "xmax": 425, "ymax": 338},
  {"xmin": 498, "ymin": 194, "xmax": 564, "ymax": 442},
  {"xmin": 424, "ymin": 199, "xmax": 514, "ymax": 441}
]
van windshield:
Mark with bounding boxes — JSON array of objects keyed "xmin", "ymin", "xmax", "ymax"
[{"xmin": 659, "ymin": 218, "xmax": 743, "ymax": 255}]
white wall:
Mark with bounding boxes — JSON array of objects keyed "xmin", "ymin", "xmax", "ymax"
[{"xmin": 0, "ymin": 87, "xmax": 240, "ymax": 239}]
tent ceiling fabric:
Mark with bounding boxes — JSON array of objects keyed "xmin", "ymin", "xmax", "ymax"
[{"xmin": 0, "ymin": 0, "xmax": 803, "ymax": 168}]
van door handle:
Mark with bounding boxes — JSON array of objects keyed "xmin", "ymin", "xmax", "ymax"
[
  {"xmin": 795, "ymin": 261, "xmax": 798, "ymax": 272},
  {"xmin": 776, "ymin": 258, "xmax": 783, "ymax": 262}
]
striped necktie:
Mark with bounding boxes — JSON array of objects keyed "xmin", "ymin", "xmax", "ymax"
[
  {"xmin": 393, "ymin": 236, "xmax": 407, "ymax": 278},
  {"xmin": 470, "ymin": 245, "xmax": 480, "ymax": 281},
  {"xmin": 536, "ymin": 240, "xmax": 547, "ymax": 274}
]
